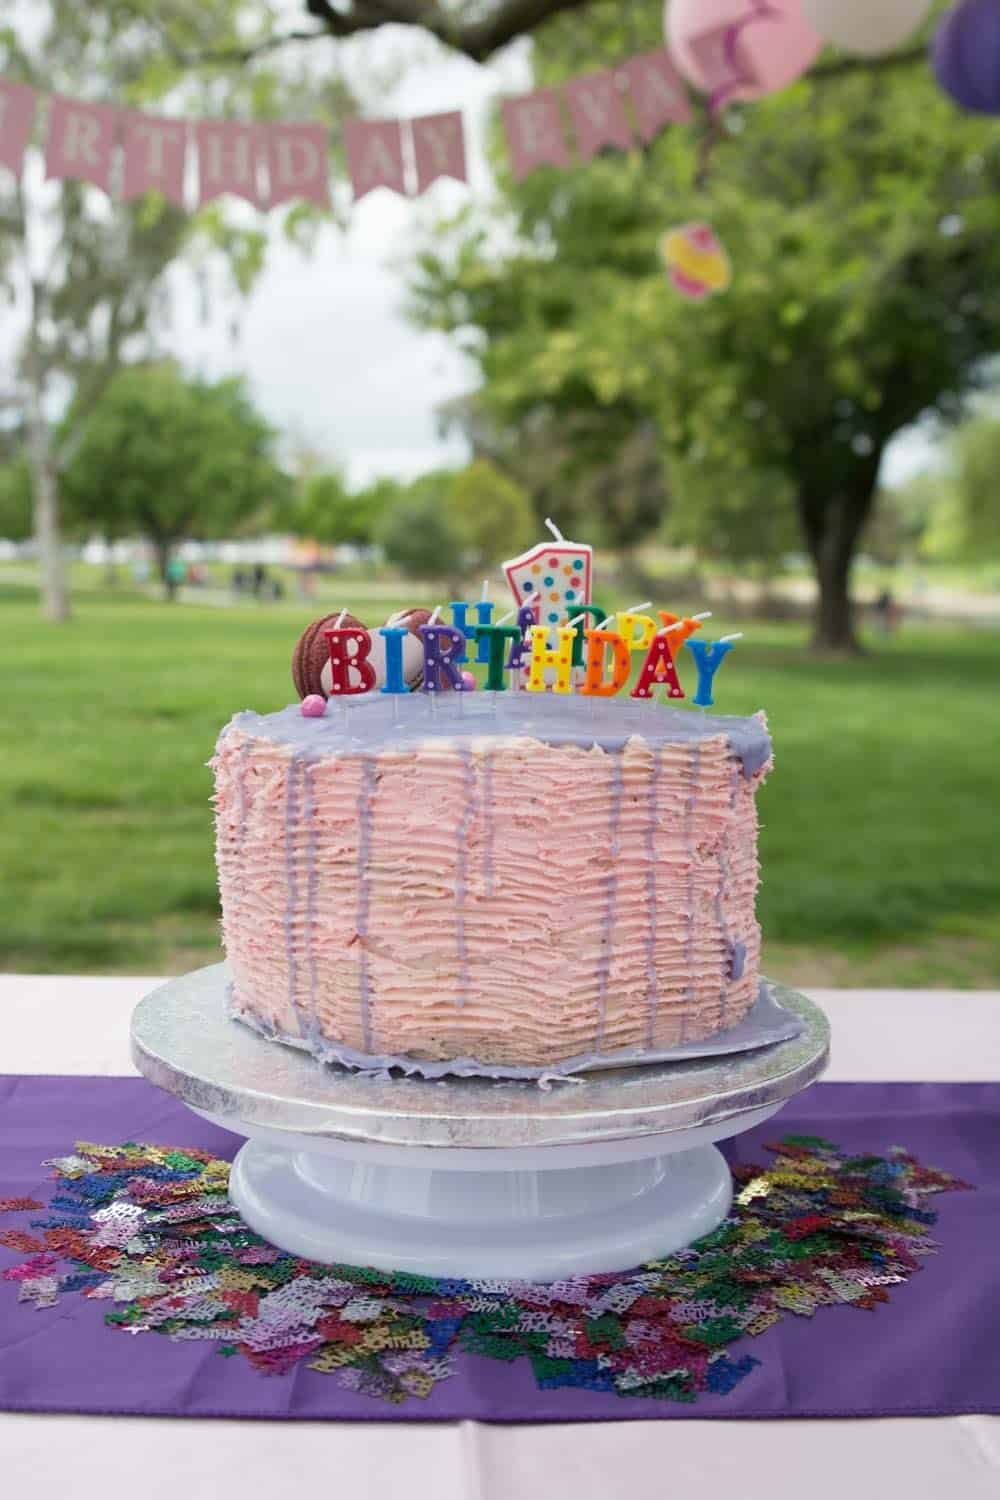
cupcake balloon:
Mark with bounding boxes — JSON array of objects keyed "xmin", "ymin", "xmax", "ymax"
[{"xmin": 660, "ymin": 223, "xmax": 732, "ymax": 300}]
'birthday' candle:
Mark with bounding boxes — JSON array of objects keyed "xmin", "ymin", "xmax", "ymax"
[
  {"xmin": 378, "ymin": 626, "xmax": 411, "ymax": 694},
  {"xmin": 525, "ymin": 624, "xmax": 575, "ymax": 694},
  {"xmin": 419, "ymin": 623, "xmax": 468, "ymax": 693},
  {"xmin": 685, "ymin": 634, "xmax": 742, "ymax": 707},
  {"xmin": 449, "ymin": 602, "xmax": 473, "ymax": 664},
  {"xmin": 324, "ymin": 621, "xmax": 376, "ymax": 695},
  {"xmin": 474, "ymin": 625, "xmax": 523, "ymax": 691},
  {"xmin": 579, "ymin": 627, "xmax": 631, "ymax": 697}
]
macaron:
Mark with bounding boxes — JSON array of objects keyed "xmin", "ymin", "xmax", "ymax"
[{"xmin": 291, "ymin": 613, "xmax": 366, "ymax": 700}]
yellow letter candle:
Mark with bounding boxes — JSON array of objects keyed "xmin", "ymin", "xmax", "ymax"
[{"xmin": 525, "ymin": 625, "xmax": 575, "ymax": 694}]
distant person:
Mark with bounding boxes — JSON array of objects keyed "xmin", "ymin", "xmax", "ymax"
[
  {"xmin": 166, "ymin": 557, "xmax": 187, "ymax": 590},
  {"xmin": 232, "ymin": 567, "xmax": 246, "ymax": 595},
  {"xmin": 874, "ymin": 588, "xmax": 901, "ymax": 636},
  {"xmin": 252, "ymin": 563, "xmax": 267, "ymax": 598}
]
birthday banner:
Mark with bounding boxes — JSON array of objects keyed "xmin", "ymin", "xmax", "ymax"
[{"xmin": 0, "ymin": 47, "xmax": 693, "ymax": 211}]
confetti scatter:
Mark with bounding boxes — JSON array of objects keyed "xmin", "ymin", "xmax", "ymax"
[{"xmin": 0, "ymin": 1138, "xmax": 969, "ymax": 1406}]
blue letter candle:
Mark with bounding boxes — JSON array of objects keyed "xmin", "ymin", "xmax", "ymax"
[
  {"xmin": 449, "ymin": 602, "xmax": 473, "ymax": 664},
  {"xmin": 474, "ymin": 600, "xmax": 494, "ymax": 663},
  {"xmin": 378, "ymin": 626, "xmax": 411, "ymax": 694},
  {"xmin": 684, "ymin": 638, "xmax": 735, "ymax": 708}
]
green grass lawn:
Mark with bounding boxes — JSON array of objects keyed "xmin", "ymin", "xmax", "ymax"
[{"xmin": 1, "ymin": 570, "xmax": 998, "ymax": 987}]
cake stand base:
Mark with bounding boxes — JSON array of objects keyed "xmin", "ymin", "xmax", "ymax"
[
  {"xmin": 132, "ymin": 964, "xmax": 829, "ymax": 1282},
  {"xmin": 207, "ymin": 1105, "xmax": 779, "ymax": 1280}
]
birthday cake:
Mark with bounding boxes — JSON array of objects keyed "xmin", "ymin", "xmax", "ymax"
[{"xmin": 212, "ymin": 545, "xmax": 772, "ymax": 1078}]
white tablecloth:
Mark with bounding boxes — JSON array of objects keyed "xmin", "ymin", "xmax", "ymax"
[{"xmin": 2, "ymin": 976, "xmax": 998, "ymax": 1499}]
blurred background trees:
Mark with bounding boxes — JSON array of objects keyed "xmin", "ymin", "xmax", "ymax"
[
  {"xmin": 410, "ymin": 0, "xmax": 1000, "ymax": 649},
  {"xmin": 61, "ymin": 364, "xmax": 287, "ymax": 598}
]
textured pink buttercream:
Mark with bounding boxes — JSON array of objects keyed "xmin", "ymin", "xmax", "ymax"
[{"xmin": 212, "ymin": 708, "xmax": 771, "ymax": 1068}]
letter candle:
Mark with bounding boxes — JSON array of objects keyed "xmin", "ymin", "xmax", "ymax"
[
  {"xmin": 474, "ymin": 624, "xmax": 523, "ymax": 691},
  {"xmin": 419, "ymin": 615, "xmax": 469, "ymax": 693},
  {"xmin": 378, "ymin": 626, "xmax": 411, "ymax": 694},
  {"xmin": 631, "ymin": 617, "xmax": 702, "ymax": 702},
  {"xmin": 449, "ymin": 601, "xmax": 473, "ymax": 664},
  {"xmin": 475, "ymin": 580, "xmax": 494, "ymax": 664},
  {"xmin": 324, "ymin": 610, "xmax": 376, "ymax": 696},
  {"xmin": 685, "ymin": 633, "xmax": 742, "ymax": 708},
  {"xmin": 525, "ymin": 624, "xmax": 575, "ymax": 694}
]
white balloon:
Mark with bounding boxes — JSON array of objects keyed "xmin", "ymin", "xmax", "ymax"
[{"xmin": 799, "ymin": 0, "xmax": 931, "ymax": 55}]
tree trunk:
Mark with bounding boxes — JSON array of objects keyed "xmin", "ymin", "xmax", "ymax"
[
  {"xmin": 153, "ymin": 538, "xmax": 178, "ymax": 601},
  {"xmin": 24, "ymin": 328, "xmax": 70, "ymax": 624},
  {"xmin": 28, "ymin": 427, "xmax": 70, "ymax": 623},
  {"xmin": 798, "ymin": 453, "xmax": 883, "ymax": 654}
]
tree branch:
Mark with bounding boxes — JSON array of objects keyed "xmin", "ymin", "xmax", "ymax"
[{"xmin": 302, "ymin": 0, "xmax": 594, "ymax": 61}]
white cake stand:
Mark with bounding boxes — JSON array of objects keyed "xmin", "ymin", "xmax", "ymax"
[{"xmin": 131, "ymin": 965, "xmax": 828, "ymax": 1282}]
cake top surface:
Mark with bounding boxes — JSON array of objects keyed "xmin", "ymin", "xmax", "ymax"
[{"xmin": 222, "ymin": 694, "xmax": 772, "ymax": 778}]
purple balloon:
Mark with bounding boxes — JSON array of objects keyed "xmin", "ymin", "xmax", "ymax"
[{"xmin": 933, "ymin": 0, "xmax": 1000, "ymax": 114}]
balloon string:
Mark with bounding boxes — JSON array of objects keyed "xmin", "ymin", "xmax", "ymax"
[{"xmin": 708, "ymin": 0, "xmax": 779, "ymax": 117}]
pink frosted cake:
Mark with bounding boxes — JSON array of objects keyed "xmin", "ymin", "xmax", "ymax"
[{"xmin": 212, "ymin": 692, "xmax": 772, "ymax": 1077}]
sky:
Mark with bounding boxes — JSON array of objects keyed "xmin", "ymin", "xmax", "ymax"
[
  {"xmin": 158, "ymin": 31, "xmax": 532, "ymax": 489},
  {"xmin": 1, "ymin": 7, "xmax": 934, "ymax": 491}
]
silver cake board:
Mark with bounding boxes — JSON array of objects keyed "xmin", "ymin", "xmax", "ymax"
[
  {"xmin": 131, "ymin": 965, "xmax": 829, "ymax": 1282},
  {"xmin": 230, "ymin": 979, "xmax": 805, "ymax": 1084}
]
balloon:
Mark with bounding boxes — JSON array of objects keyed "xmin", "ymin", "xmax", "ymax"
[
  {"xmin": 800, "ymin": 0, "xmax": 931, "ymax": 56},
  {"xmin": 933, "ymin": 0, "xmax": 1000, "ymax": 114},
  {"xmin": 665, "ymin": 0, "xmax": 822, "ymax": 103}
]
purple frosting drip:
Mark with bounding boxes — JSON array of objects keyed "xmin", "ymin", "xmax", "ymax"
[{"xmin": 225, "ymin": 694, "xmax": 772, "ymax": 780}]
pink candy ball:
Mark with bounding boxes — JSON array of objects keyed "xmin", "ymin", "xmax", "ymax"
[
  {"xmin": 460, "ymin": 670, "xmax": 477, "ymax": 692},
  {"xmin": 300, "ymin": 694, "xmax": 327, "ymax": 718}
]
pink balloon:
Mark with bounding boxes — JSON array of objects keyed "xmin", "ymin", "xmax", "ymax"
[{"xmin": 665, "ymin": 0, "xmax": 822, "ymax": 102}]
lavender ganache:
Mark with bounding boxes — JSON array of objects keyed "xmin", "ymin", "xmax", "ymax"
[{"xmin": 212, "ymin": 694, "xmax": 773, "ymax": 1075}]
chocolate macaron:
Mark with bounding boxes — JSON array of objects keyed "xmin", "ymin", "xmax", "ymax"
[{"xmin": 291, "ymin": 612, "xmax": 366, "ymax": 700}]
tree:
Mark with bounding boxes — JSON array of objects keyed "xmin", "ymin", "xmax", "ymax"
[
  {"xmin": 62, "ymin": 364, "xmax": 287, "ymax": 598},
  {"xmin": 0, "ymin": 458, "xmax": 33, "ymax": 544},
  {"xmin": 945, "ymin": 412, "xmax": 1000, "ymax": 561},
  {"xmin": 410, "ymin": 1, "xmax": 1000, "ymax": 650},
  {"xmin": 375, "ymin": 472, "xmax": 463, "ymax": 584},
  {"xmin": 0, "ymin": 2, "xmax": 356, "ymax": 622},
  {"xmin": 448, "ymin": 458, "xmax": 534, "ymax": 567},
  {"xmin": 280, "ymin": 470, "xmax": 389, "ymax": 551},
  {"xmin": 234, "ymin": 1, "xmax": 599, "ymax": 63}
]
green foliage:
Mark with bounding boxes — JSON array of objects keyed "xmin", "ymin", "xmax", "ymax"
[
  {"xmin": 410, "ymin": 0, "xmax": 1000, "ymax": 645},
  {"xmin": 375, "ymin": 472, "xmax": 463, "ymax": 581},
  {"xmin": 447, "ymin": 458, "xmax": 534, "ymax": 567},
  {"xmin": 0, "ymin": 457, "xmax": 32, "ymax": 543},
  {"xmin": 62, "ymin": 363, "xmax": 287, "ymax": 592},
  {"xmin": 943, "ymin": 412, "xmax": 1000, "ymax": 560},
  {"xmin": 277, "ymin": 469, "xmax": 385, "ymax": 550}
]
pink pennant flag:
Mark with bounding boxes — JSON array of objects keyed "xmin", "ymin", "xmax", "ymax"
[
  {"xmin": 121, "ymin": 112, "xmax": 187, "ymax": 206},
  {"xmin": 45, "ymin": 95, "xmax": 117, "ymax": 194},
  {"xmin": 344, "ymin": 118, "xmax": 407, "ymax": 200},
  {"xmin": 501, "ymin": 89, "xmax": 571, "ymax": 181},
  {"xmin": 195, "ymin": 121, "xmax": 265, "ymax": 208},
  {"xmin": 620, "ymin": 48, "xmax": 692, "ymax": 140},
  {"xmin": 0, "ymin": 80, "xmax": 37, "ymax": 177},
  {"xmin": 411, "ymin": 111, "xmax": 467, "ymax": 195},
  {"xmin": 563, "ymin": 69, "xmax": 632, "ymax": 161},
  {"xmin": 266, "ymin": 122, "xmax": 330, "ymax": 208}
]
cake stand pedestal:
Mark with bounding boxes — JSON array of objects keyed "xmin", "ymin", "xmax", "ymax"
[{"xmin": 131, "ymin": 965, "xmax": 828, "ymax": 1281}]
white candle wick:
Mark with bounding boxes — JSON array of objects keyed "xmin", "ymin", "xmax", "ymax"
[
  {"xmin": 544, "ymin": 517, "xmax": 565, "ymax": 544},
  {"xmin": 428, "ymin": 604, "xmax": 443, "ymax": 627},
  {"xmin": 720, "ymin": 632, "xmax": 744, "ymax": 644},
  {"xmin": 334, "ymin": 608, "xmax": 347, "ymax": 629},
  {"xmin": 481, "ymin": 579, "xmax": 490, "ymax": 602}
]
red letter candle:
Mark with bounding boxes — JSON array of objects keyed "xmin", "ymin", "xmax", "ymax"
[{"xmin": 323, "ymin": 626, "xmax": 377, "ymax": 695}]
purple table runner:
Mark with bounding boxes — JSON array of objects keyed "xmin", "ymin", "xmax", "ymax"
[{"xmin": 1, "ymin": 1076, "xmax": 997, "ymax": 1422}]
